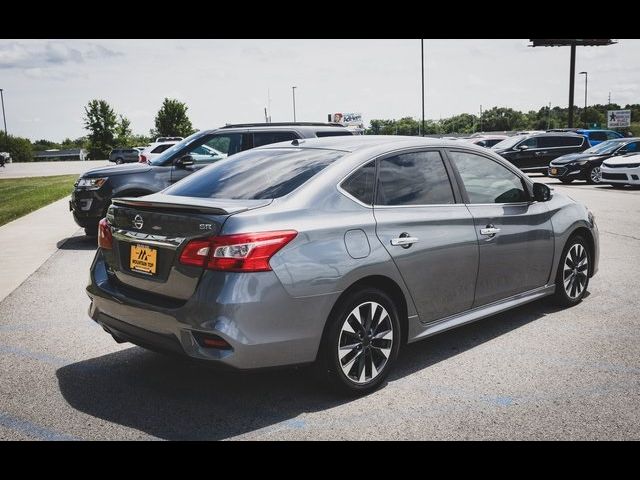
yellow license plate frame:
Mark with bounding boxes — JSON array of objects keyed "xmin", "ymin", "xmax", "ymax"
[{"xmin": 130, "ymin": 244, "xmax": 157, "ymax": 275}]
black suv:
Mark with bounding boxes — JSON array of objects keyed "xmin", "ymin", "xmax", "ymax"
[
  {"xmin": 548, "ymin": 137, "xmax": 640, "ymax": 184},
  {"xmin": 491, "ymin": 132, "xmax": 589, "ymax": 173},
  {"xmin": 71, "ymin": 123, "xmax": 353, "ymax": 235}
]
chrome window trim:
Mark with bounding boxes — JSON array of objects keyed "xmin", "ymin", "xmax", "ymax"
[{"xmin": 112, "ymin": 229, "xmax": 185, "ymax": 250}]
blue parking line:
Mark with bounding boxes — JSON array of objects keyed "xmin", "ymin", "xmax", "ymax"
[
  {"xmin": 0, "ymin": 412, "xmax": 80, "ymax": 441},
  {"xmin": 0, "ymin": 344, "xmax": 71, "ymax": 367}
]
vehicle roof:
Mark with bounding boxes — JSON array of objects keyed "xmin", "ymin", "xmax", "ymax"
[
  {"xmin": 205, "ymin": 123, "xmax": 350, "ymax": 135},
  {"xmin": 254, "ymin": 135, "xmax": 479, "ymax": 153},
  {"xmin": 599, "ymin": 136, "xmax": 640, "ymax": 143}
]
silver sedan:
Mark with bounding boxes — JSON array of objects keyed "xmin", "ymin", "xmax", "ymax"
[{"xmin": 87, "ymin": 135, "xmax": 599, "ymax": 394}]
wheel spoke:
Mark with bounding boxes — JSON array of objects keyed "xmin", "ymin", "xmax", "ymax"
[
  {"xmin": 369, "ymin": 304, "xmax": 383, "ymax": 333},
  {"xmin": 372, "ymin": 328, "xmax": 392, "ymax": 340},
  {"xmin": 372, "ymin": 345, "xmax": 391, "ymax": 359}
]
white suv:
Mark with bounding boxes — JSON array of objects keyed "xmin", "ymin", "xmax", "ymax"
[{"xmin": 139, "ymin": 141, "xmax": 180, "ymax": 164}]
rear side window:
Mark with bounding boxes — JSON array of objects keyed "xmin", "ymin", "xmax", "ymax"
[
  {"xmin": 606, "ymin": 131, "xmax": 621, "ymax": 140},
  {"xmin": 315, "ymin": 130, "xmax": 353, "ymax": 138},
  {"xmin": 164, "ymin": 148, "xmax": 345, "ymax": 200},
  {"xmin": 375, "ymin": 151, "xmax": 454, "ymax": 206},
  {"xmin": 252, "ymin": 131, "xmax": 299, "ymax": 147},
  {"xmin": 341, "ymin": 161, "xmax": 375, "ymax": 205},
  {"xmin": 151, "ymin": 144, "xmax": 173, "ymax": 154},
  {"xmin": 589, "ymin": 132, "xmax": 608, "ymax": 142}
]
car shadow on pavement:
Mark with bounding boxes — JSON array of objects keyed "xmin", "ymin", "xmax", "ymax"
[
  {"xmin": 57, "ymin": 235, "xmax": 97, "ymax": 251},
  {"xmin": 55, "ymin": 297, "xmax": 564, "ymax": 440}
]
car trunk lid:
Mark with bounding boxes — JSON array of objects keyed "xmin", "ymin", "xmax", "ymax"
[{"xmin": 105, "ymin": 194, "xmax": 272, "ymax": 301}]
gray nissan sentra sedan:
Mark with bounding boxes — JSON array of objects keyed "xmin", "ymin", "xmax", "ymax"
[{"xmin": 87, "ymin": 135, "xmax": 599, "ymax": 394}]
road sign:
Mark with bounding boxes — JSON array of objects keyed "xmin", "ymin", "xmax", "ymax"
[{"xmin": 608, "ymin": 110, "xmax": 631, "ymax": 128}]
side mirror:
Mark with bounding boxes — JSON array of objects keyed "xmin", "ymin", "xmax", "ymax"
[
  {"xmin": 175, "ymin": 155, "xmax": 194, "ymax": 168},
  {"xmin": 532, "ymin": 182, "xmax": 552, "ymax": 202},
  {"xmin": 517, "ymin": 144, "xmax": 529, "ymax": 151}
]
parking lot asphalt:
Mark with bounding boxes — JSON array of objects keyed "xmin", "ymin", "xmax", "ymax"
[
  {"xmin": 0, "ymin": 160, "xmax": 109, "ymax": 179},
  {"xmin": 0, "ymin": 176, "xmax": 638, "ymax": 440}
]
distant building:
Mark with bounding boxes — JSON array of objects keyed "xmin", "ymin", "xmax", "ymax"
[{"xmin": 33, "ymin": 148, "xmax": 89, "ymax": 161}]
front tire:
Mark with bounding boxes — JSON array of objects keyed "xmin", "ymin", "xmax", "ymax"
[
  {"xmin": 84, "ymin": 225, "xmax": 98, "ymax": 237},
  {"xmin": 115, "ymin": 158, "xmax": 124, "ymax": 165},
  {"xmin": 587, "ymin": 165, "xmax": 601, "ymax": 184},
  {"xmin": 320, "ymin": 288, "xmax": 401, "ymax": 395},
  {"xmin": 553, "ymin": 235, "xmax": 590, "ymax": 307}
]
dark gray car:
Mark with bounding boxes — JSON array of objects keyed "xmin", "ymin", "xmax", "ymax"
[
  {"xmin": 87, "ymin": 136, "xmax": 599, "ymax": 394},
  {"xmin": 109, "ymin": 148, "xmax": 141, "ymax": 165}
]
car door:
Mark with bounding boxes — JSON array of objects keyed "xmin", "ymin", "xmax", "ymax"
[
  {"xmin": 447, "ymin": 149, "xmax": 555, "ymax": 307},
  {"xmin": 373, "ymin": 149, "xmax": 479, "ymax": 323},
  {"xmin": 170, "ymin": 132, "xmax": 246, "ymax": 183},
  {"xmin": 508, "ymin": 136, "xmax": 539, "ymax": 170}
]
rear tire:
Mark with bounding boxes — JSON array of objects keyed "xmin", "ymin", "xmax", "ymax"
[
  {"xmin": 318, "ymin": 288, "xmax": 401, "ymax": 395},
  {"xmin": 553, "ymin": 235, "xmax": 590, "ymax": 307},
  {"xmin": 115, "ymin": 158, "xmax": 124, "ymax": 165},
  {"xmin": 84, "ymin": 225, "xmax": 98, "ymax": 237}
]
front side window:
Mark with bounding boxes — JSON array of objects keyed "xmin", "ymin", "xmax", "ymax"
[
  {"xmin": 375, "ymin": 151, "xmax": 455, "ymax": 206},
  {"xmin": 449, "ymin": 151, "xmax": 529, "ymax": 204},
  {"xmin": 624, "ymin": 142, "xmax": 640, "ymax": 153},
  {"xmin": 518, "ymin": 137, "xmax": 538, "ymax": 149},
  {"xmin": 164, "ymin": 148, "xmax": 344, "ymax": 200},
  {"xmin": 341, "ymin": 161, "xmax": 375, "ymax": 205}
]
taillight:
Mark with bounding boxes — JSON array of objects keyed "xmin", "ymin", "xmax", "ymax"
[
  {"xmin": 139, "ymin": 154, "xmax": 147, "ymax": 163},
  {"xmin": 179, "ymin": 230, "xmax": 297, "ymax": 272},
  {"xmin": 98, "ymin": 218, "xmax": 113, "ymax": 250}
]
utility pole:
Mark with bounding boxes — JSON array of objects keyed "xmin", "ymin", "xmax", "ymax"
[
  {"xmin": 267, "ymin": 88, "xmax": 272, "ymax": 123},
  {"xmin": 292, "ymin": 86, "xmax": 297, "ymax": 122},
  {"xmin": 264, "ymin": 107, "xmax": 268, "ymax": 123},
  {"xmin": 479, "ymin": 104, "xmax": 483, "ymax": 133},
  {"xmin": 0, "ymin": 89, "xmax": 7, "ymax": 151},
  {"xmin": 421, "ymin": 39, "xmax": 425, "ymax": 136},
  {"xmin": 568, "ymin": 44, "xmax": 576, "ymax": 127},
  {"xmin": 547, "ymin": 102, "xmax": 552, "ymax": 129},
  {"xmin": 608, "ymin": 91, "xmax": 611, "ymax": 105}
]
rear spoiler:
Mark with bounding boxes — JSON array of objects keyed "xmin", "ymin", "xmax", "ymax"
[
  {"xmin": 111, "ymin": 195, "xmax": 272, "ymax": 216},
  {"xmin": 112, "ymin": 198, "xmax": 231, "ymax": 215}
]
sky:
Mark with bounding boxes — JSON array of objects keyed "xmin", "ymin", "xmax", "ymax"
[{"xmin": 1, "ymin": 38, "xmax": 639, "ymax": 142}]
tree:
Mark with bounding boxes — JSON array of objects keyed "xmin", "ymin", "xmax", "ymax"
[
  {"xmin": 83, "ymin": 99, "xmax": 118, "ymax": 158},
  {"xmin": 2, "ymin": 134, "xmax": 34, "ymax": 162},
  {"xmin": 151, "ymin": 98, "xmax": 195, "ymax": 138},
  {"xmin": 114, "ymin": 115, "xmax": 132, "ymax": 146}
]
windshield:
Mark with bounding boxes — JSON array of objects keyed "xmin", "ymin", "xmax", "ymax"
[
  {"xmin": 163, "ymin": 148, "xmax": 345, "ymax": 200},
  {"xmin": 584, "ymin": 140, "xmax": 624, "ymax": 155},
  {"xmin": 491, "ymin": 135, "xmax": 526, "ymax": 150},
  {"xmin": 149, "ymin": 131, "xmax": 210, "ymax": 166}
]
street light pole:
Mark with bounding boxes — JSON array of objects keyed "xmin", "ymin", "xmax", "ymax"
[
  {"xmin": 292, "ymin": 86, "xmax": 297, "ymax": 122},
  {"xmin": 579, "ymin": 71, "xmax": 588, "ymax": 127},
  {"xmin": 421, "ymin": 39, "xmax": 425, "ymax": 136},
  {"xmin": 0, "ymin": 89, "xmax": 7, "ymax": 150}
]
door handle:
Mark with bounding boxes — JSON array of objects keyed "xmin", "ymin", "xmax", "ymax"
[
  {"xmin": 480, "ymin": 226, "xmax": 501, "ymax": 236},
  {"xmin": 390, "ymin": 236, "xmax": 419, "ymax": 247}
]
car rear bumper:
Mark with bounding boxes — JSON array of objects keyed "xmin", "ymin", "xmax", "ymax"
[
  {"xmin": 601, "ymin": 168, "xmax": 640, "ymax": 184},
  {"xmin": 86, "ymin": 251, "xmax": 339, "ymax": 370}
]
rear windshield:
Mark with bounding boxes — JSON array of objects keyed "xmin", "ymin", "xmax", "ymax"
[
  {"xmin": 164, "ymin": 148, "xmax": 345, "ymax": 200},
  {"xmin": 491, "ymin": 135, "xmax": 526, "ymax": 150}
]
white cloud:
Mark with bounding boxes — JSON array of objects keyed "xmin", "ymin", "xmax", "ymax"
[{"xmin": 0, "ymin": 38, "xmax": 638, "ymax": 141}]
